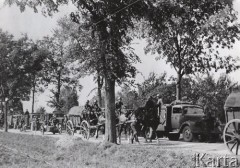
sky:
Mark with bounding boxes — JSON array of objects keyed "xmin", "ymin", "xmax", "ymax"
[{"xmin": 0, "ymin": 0, "xmax": 240, "ymax": 112}]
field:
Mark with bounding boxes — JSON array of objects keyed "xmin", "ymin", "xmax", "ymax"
[{"xmin": 0, "ymin": 131, "xmax": 239, "ymax": 168}]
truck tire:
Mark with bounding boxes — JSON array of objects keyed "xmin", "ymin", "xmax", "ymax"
[
  {"xmin": 182, "ymin": 126, "xmax": 193, "ymax": 142},
  {"xmin": 168, "ymin": 133, "xmax": 180, "ymax": 141}
]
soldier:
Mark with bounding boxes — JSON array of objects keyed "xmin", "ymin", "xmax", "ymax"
[
  {"xmin": 92, "ymin": 100, "xmax": 101, "ymax": 115},
  {"xmin": 204, "ymin": 111, "xmax": 215, "ymax": 143},
  {"xmin": 63, "ymin": 115, "xmax": 68, "ymax": 130},
  {"xmin": 88, "ymin": 111, "xmax": 98, "ymax": 125},
  {"xmin": 156, "ymin": 94, "xmax": 163, "ymax": 117},
  {"xmin": 49, "ymin": 114, "xmax": 59, "ymax": 126},
  {"xmin": 130, "ymin": 113, "xmax": 140, "ymax": 144},
  {"xmin": 84, "ymin": 100, "xmax": 92, "ymax": 112},
  {"xmin": 116, "ymin": 97, "xmax": 123, "ymax": 116},
  {"xmin": 25, "ymin": 109, "xmax": 30, "ymax": 126}
]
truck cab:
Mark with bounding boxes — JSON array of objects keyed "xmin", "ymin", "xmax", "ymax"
[{"xmin": 157, "ymin": 102, "xmax": 208, "ymax": 142}]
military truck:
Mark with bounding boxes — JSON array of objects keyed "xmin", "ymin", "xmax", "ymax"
[{"xmin": 156, "ymin": 101, "xmax": 221, "ymax": 142}]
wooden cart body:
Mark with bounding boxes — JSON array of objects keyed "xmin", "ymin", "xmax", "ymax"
[{"xmin": 223, "ymin": 92, "xmax": 240, "ymax": 155}]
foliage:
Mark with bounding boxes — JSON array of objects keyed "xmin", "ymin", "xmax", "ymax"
[
  {"xmin": 194, "ymin": 73, "xmax": 237, "ymax": 122},
  {"xmin": 0, "ymin": 29, "xmax": 44, "ymax": 102},
  {"xmin": 35, "ymin": 106, "xmax": 46, "ymax": 114},
  {"xmin": 38, "ymin": 25, "xmax": 82, "ymax": 111},
  {"xmin": 60, "ymin": 86, "xmax": 79, "ymax": 114},
  {"xmin": 143, "ymin": 0, "xmax": 240, "ymax": 100}
]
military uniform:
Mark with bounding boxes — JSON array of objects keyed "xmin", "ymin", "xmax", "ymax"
[{"xmin": 116, "ymin": 99, "xmax": 123, "ymax": 116}]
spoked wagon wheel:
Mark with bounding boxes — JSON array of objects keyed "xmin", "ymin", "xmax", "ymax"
[
  {"xmin": 66, "ymin": 120, "xmax": 74, "ymax": 136},
  {"xmin": 80, "ymin": 120, "xmax": 90, "ymax": 140},
  {"xmin": 223, "ymin": 119, "xmax": 240, "ymax": 155}
]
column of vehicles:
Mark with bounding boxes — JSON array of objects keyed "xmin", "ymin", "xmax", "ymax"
[
  {"xmin": 2, "ymin": 92, "xmax": 240, "ymax": 156},
  {"xmin": 1, "ymin": 101, "xmax": 222, "ymax": 143}
]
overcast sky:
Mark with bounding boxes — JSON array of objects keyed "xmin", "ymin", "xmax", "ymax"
[{"xmin": 0, "ymin": 0, "xmax": 240, "ymax": 112}]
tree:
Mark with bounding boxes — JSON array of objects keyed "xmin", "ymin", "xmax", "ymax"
[
  {"xmin": 59, "ymin": 86, "xmax": 79, "ymax": 114},
  {"xmin": 116, "ymin": 85, "xmax": 138, "ymax": 109},
  {"xmin": 0, "ymin": 29, "xmax": 43, "ymax": 131},
  {"xmin": 195, "ymin": 73, "xmax": 237, "ymax": 122},
  {"xmin": 35, "ymin": 106, "xmax": 46, "ymax": 114},
  {"xmin": 144, "ymin": 0, "xmax": 240, "ymax": 100},
  {"xmin": 39, "ymin": 31, "xmax": 81, "ymax": 112},
  {"xmin": 6, "ymin": 0, "xmax": 170, "ymax": 143}
]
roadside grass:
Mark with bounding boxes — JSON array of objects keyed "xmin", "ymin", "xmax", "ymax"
[
  {"xmin": 0, "ymin": 132, "xmax": 58, "ymax": 167},
  {"xmin": 1, "ymin": 132, "xmax": 237, "ymax": 168}
]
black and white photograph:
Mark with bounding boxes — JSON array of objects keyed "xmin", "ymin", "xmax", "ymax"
[{"xmin": 1, "ymin": 0, "xmax": 240, "ymax": 167}]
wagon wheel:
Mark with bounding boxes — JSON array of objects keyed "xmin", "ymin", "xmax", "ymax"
[
  {"xmin": 80, "ymin": 120, "xmax": 90, "ymax": 140},
  {"xmin": 223, "ymin": 119, "xmax": 240, "ymax": 155},
  {"xmin": 66, "ymin": 120, "xmax": 74, "ymax": 136}
]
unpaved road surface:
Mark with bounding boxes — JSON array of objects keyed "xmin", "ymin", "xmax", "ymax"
[{"xmin": 1, "ymin": 128, "xmax": 231, "ymax": 156}]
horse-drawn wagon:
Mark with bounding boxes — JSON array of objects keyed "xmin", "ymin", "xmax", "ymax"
[
  {"xmin": 223, "ymin": 92, "xmax": 240, "ymax": 155},
  {"xmin": 66, "ymin": 106, "xmax": 106, "ymax": 139}
]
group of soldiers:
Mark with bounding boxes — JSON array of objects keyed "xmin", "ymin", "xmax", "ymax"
[
  {"xmin": 83, "ymin": 98, "xmax": 124, "ymax": 124},
  {"xmin": 84, "ymin": 95, "xmax": 163, "ymax": 118}
]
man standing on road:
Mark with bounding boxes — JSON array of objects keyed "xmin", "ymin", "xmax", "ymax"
[
  {"xmin": 156, "ymin": 94, "xmax": 163, "ymax": 117},
  {"xmin": 25, "ymin": 109, "xmax": 30, "ymax": 126}
]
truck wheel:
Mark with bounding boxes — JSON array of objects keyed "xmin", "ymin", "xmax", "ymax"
[
  {"xmin": 168, "ymin": 133, "xmax": 180, "ymax": 141},
  {"xmin": 182, "ymin": 126, "xmax": 193, "ymax": 142}
]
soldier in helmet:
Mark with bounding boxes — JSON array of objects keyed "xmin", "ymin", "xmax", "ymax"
[
  {"xmin": 92, "ymin": 100, "xmax": 101, "ymax": 116},
  {"xmin": 84, "ymin": 100, "xmax": 92, "ymax": 112},
  {"xmin": 116, "ymin": 97, "xmax": 124, "ymax": 116}
]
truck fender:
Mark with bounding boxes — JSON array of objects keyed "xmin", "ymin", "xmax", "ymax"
[{"xmin": 179, "ymin": 121, "xmax": 194, "ymax": 133}]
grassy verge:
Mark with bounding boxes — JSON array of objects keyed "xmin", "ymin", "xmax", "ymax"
[{"xmin": 0, "ymin": 132, "xmax": 237, "ymax": 168}]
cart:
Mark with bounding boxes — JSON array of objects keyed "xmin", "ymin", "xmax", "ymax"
[
  {"xmin": 65, "ymin": 106, "xmax": 85, "ymax": 135},
  {"xmin": 79, "ymin": 112, "xmax": 105, "ymax": 140},
  {"xmin": 223, "ymin": 92, "xmax": 240, "ymax": 155},
  {"xmin": 65, "ymin": 114, "xmax": 82, "ymax": 135}
]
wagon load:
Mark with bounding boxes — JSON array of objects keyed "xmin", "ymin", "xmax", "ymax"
[
  {"xmin": 65, "ymin": 106, "xmax": 85, "ymax": 135},
  {"xmin": 68, "ymin": 106, "xmax": 84, "ymax": 126},
  {"xmin": 223, "ymin": 91, "xmax": 240, "ymax": 155}
]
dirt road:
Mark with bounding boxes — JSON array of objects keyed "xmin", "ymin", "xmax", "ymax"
[{"xmin": 1, "ymin": 128, "xmax": 231, "ymax": 156}]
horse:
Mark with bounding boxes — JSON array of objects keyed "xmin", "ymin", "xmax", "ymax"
[
  {"xmin": 134, "ymin": 106, "xmax": 159, "ymax": 143},
  {"xmin": 116, "ymin": 109, "xmax": 134, "ymax": 144}
]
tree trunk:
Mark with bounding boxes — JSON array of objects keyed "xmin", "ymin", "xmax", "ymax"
[
  {"xmin": 97, "ymin": 75, "xmax": 103, "ymax": 107},
  {"xmin": 4, "ymin": 100, "xmax": 8, "ymax": 132},
  {"xmin": 32, "ymin": 78, "xmax": 35, "ymax": 114},
  {"xmin": 56, "ymin": 71, "xmax": 61, "ymax": 111},
  {"xmin": 176, "ymin": 72, "xmax": 182, "ymax": 100},
  {"xmin": 1, "ymin": 101, "xmax": 3, "ymax": 115},
  {"xmin": 104, "ymin": 77, "xmax": 116, "ymax": 143}
]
